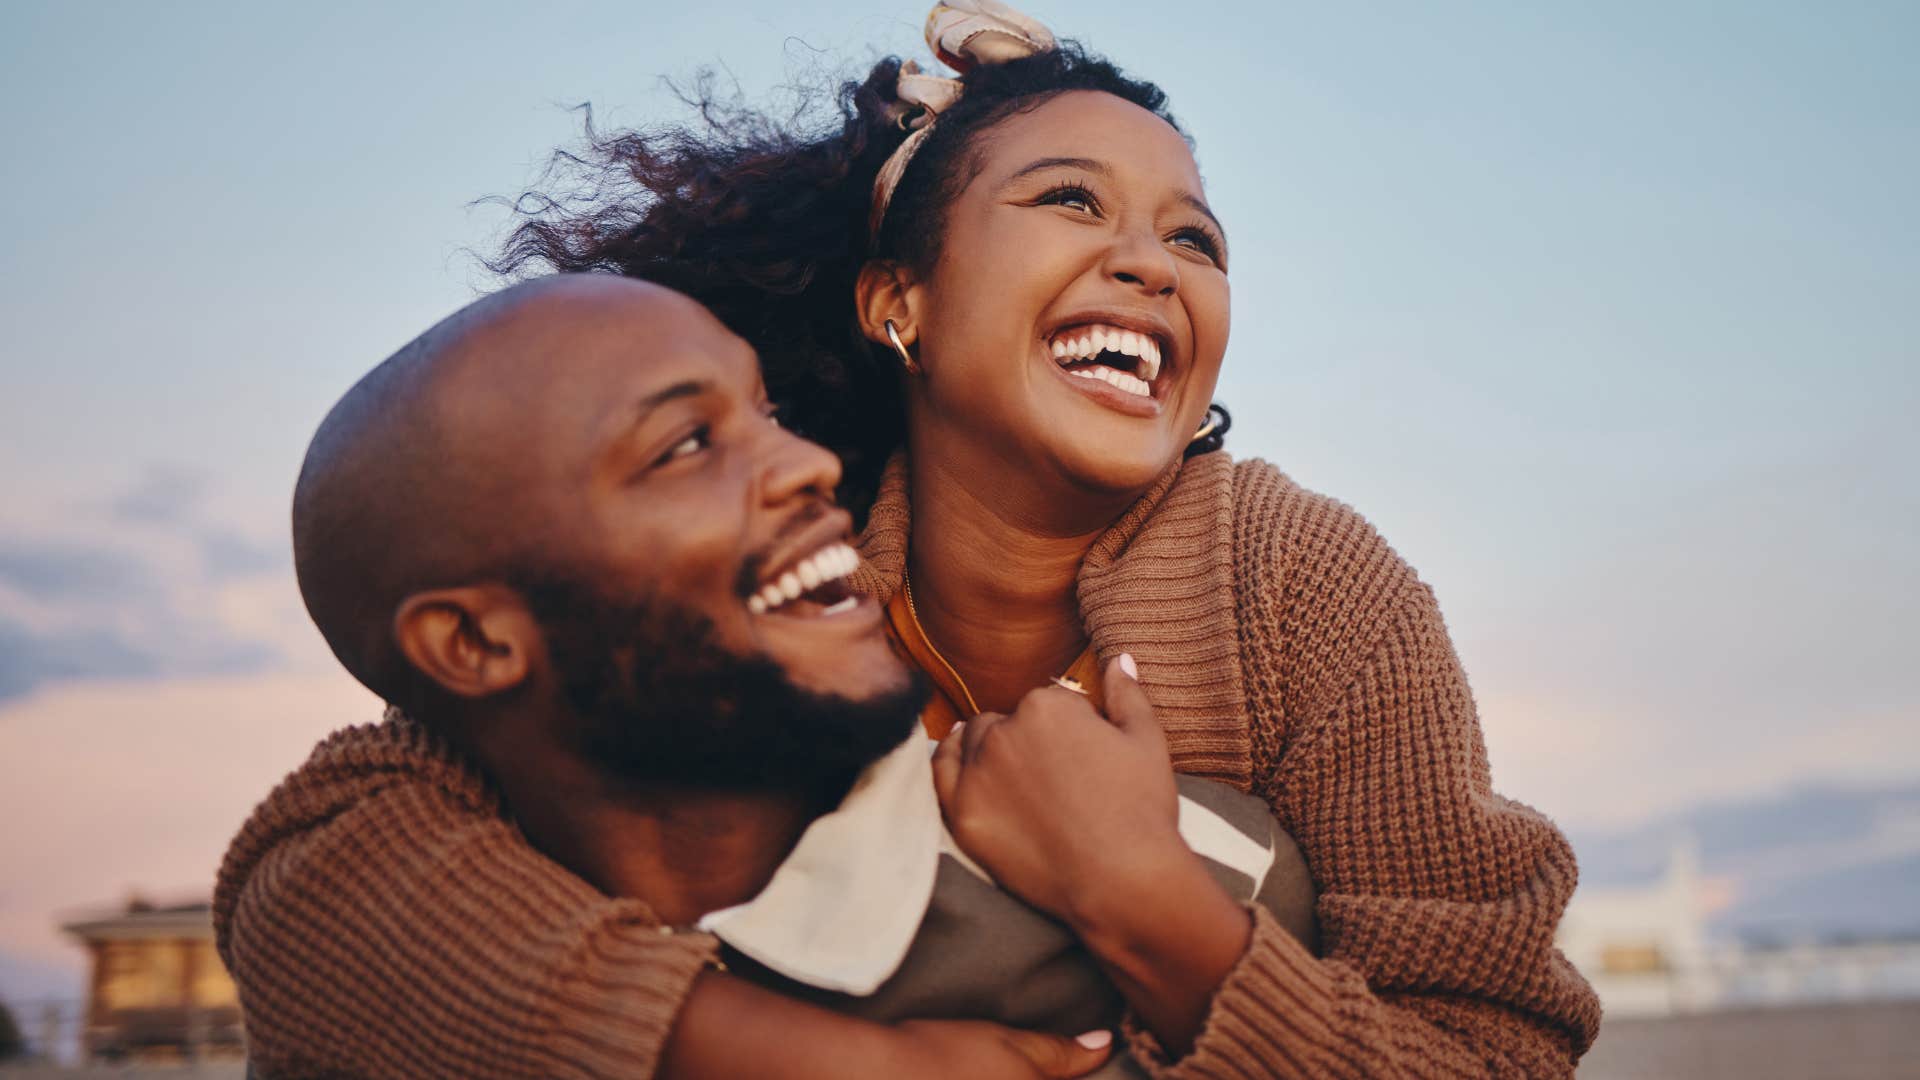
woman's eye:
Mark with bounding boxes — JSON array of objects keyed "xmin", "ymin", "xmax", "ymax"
[
  {"xmin": 1171, "ymin": 227, "xmax": 1224, "ymax": 264},
  {"xmin": 1038, "ymin": 183, "xmax": 1099, "ymax": 214}
]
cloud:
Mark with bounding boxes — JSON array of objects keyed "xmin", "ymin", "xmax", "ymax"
[
  {"xmin": 104, "ymin": 464, "xmax": 208, "ymax": 527},
  {"xmin": 0, "ymin": 468, "xmax": 323, "ymax": 704},
  {"xmin": 0, "ymin": 618, "xmax": 157, "ymax": 701},
  {"xmin": 0, "ymin": 669, "xmax": 382, "ymax": 1003},
  {"xmin": 1452, "ymin": 439, "xmax": 1920, "ymax": 831}
]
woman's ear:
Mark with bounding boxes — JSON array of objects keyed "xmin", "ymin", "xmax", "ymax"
[
  {"xmin": 393, "ymin": 585, "xmax": 536, "ymax": 699},
  {"xmin": 855, "ymin": 259, "xmax": 923, "ymax": 349}
]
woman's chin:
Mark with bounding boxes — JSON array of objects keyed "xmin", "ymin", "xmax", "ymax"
[{"xmin": 1043, "ymin": 436, "xmax": 1183, "ymax": 499}]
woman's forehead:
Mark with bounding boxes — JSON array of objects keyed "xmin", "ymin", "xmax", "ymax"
[{"xmin": 970, "ymin": 90, "xmax": 1202, "ymax": 190}]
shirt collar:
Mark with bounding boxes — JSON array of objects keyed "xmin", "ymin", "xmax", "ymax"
[{"xmin": 695, "ymin": 731, "xmax": 944, "ymax": 995}]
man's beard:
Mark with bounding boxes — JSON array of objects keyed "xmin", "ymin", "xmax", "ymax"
[{"xmin": 514, "ymin": 572, "xmax": 927, "ymax": 799}]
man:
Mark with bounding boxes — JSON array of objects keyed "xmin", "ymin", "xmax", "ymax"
[{"xmin": 216, "ymin": 276, "xmax": 1309, "ymax": 1078}]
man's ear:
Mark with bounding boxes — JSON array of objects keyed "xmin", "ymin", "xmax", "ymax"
[
  {"xmin": 393, "ymin": 585, "xmax": 537, "ymax": 699},
  {"xmin": 854, "ymin": 259, "xmax": 925, "ymax": 351}
]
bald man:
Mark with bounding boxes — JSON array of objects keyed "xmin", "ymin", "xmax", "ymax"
[{"xmin": 216, "ymin": 276, "xmax": 1312, "ymax": 1080}]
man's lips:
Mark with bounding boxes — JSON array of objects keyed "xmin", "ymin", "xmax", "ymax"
[
  {"xmin": 742, "ymin": 507, "xmax": 865, "ymax": 617},
  {"xmin": 746, "ymin": 540, "xmax": 861, "ymax": 617}
]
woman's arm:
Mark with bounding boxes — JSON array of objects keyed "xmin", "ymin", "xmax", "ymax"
[
  {"xmin": 932, "ymin": 592, "xmax": 1599, "ymax": 1077},
  {"xmin": 215, "ymin": 721, "xmax": 1113, "ymax": 1080},
  {"xmin": 665, "ymin": 969, "xmax": 1115, "ymax": 1080},
  {"xmin": 1119, "ymin": 581, "xmax": 1600, "ymax": 1078},
  {"xmin": 932, "ymin": 661, "xmax": 1256, "ymax": 1055}
]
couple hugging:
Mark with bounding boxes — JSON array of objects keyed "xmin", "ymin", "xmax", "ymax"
[{"xmin": 215, "ymin": 3, "xmax": 1600, "ymax": 1077}]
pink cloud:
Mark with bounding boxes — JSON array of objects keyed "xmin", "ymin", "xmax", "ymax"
[{"xmin": 0, "ymin": 670, "xmax": 381, "ymax": 998}]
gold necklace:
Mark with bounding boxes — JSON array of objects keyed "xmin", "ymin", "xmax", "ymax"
[{"xmin": 901, "ymin": 570, "xmax": 983, "ymax": 716}]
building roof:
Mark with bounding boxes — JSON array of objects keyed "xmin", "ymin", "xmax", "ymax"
[{"xmin": 61, "ymin": 898, "xmax": 214, "ymax": 943}]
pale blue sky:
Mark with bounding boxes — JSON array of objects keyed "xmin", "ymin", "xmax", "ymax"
[{"xmin": 1, "ymin": 0, "xmax": 1916, "ymax": 996}]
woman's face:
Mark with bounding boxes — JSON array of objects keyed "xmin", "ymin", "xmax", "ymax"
[{"xmin": 907, "ymin": 89, "xmax": 1230, "ymax": 500}]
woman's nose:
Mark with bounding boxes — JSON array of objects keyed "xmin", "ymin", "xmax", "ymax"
[{"xmin": 1103, "ymin": 227, "xmax": 1179, "ymax": 297}]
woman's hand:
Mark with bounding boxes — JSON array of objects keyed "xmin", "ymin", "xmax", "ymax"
[
  {"xmin": 932, "ymin": 654, "xmax": 1186, "ymax": 923},
  {"xmin": 932, "ymin": 656, "xmax": 1253, "ymax": 1057},
  {"xmin": 888, "ymin": 1020, "xmax": 1115, "ymax": 1079}
]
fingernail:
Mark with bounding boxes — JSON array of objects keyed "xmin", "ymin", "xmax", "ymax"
[
  {"xmin": 1075, "ymin": 1030, "xmax": 1113, "ymax": 1050},
  {"xmin": 949, "ymin": 721, "xmax": 965, "ymax": 738},
  {"xmin": 1118, "ymin": 653, "xmax": 1138, "ymax": 679}
]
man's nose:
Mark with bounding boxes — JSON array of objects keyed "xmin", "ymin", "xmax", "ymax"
[{"xmin": 759, "ymin": 420, "xmax": 843, "ymax": 505}]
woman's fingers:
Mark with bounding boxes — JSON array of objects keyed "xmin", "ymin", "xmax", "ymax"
[
  {"xmin": 959, "ymin": 710, "xmax": 1007, "ymax": 762},
  {"xmin": 934, "ymin": 712, "xmax": 1005, "ymax": 809},
  {"xmin": 932, "ymin": 722, "xmax": 965, "ymax": 808},
  {"xmin": 1101, "ymin": 653, "xmax": 1164, "ymax": 749}
]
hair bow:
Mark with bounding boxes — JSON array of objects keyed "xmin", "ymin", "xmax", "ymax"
[{"xmin": 869, "ymin": 1, "xmax": 1057, "ymax": 248}]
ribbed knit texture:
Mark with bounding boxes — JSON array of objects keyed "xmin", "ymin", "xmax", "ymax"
[
  {"xmin": 217, "ymin": 449, "xmax": 1600, "ymax": 1078},
  {"xmin": 855, "ymin": 452, "xmax": 1602, "ymax": 1078},
  {"xmin": 213, "ymin": 714, "xmax": 718, "ymax": 1079}
]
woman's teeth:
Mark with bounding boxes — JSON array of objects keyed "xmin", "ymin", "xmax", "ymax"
[
  {"xmin": 1068, "ymin": 366, "xmax": 1151, "ymax": 397},
  {"xmin": 1048, "ymin": 324, "xmax": 1162, "ymax": 381},
  {"xmin": 747, "ymin": 542, "xmax": 860, "ymax": 615}
]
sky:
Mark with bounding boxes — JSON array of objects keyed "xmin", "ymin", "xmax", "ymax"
[{"xmin": 2, "ymin": 0, "xmax": 1915, "ymax": 1004}]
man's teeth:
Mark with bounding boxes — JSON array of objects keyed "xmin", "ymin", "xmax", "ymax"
[
  {"xmin": 746, "ymin": 542, "xmax": 860, "ymax": 615},
  {"xmin": 1048, "ymin": 323, "xmax": 1162, "ymax": 381}
]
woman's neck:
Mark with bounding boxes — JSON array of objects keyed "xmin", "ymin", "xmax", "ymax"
[{"xmin": 903, "ymin": 441, "xmax": 1132, "ymax": 713}]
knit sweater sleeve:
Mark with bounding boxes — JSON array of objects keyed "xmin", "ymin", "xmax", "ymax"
[
  {"xmin": 212, "ymin": 718, "xmax": 719, "ymax": 1080},
  {"xmin": 1124, "ymin": 462, "xmax": 1601, "ymax": 1078}
]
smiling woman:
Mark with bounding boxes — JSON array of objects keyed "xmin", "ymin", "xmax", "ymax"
[
  {"xmin": 217, "ymin": 3, "xmax": 1601, "ymax": 1078},
  {"xmin": 491, "ymin": 33, "xmax": 1230, "ymax": 522}
]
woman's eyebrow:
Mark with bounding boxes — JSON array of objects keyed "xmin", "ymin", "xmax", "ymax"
[
  {"xmin": 998, "ymin": 156, "xmax": 1111, "ymax": 189},
  {"xmin": 999, "ymin": 155, "xmax": 1225, "ymax": 234},
  {"xmin": 1181, "ymin": 192, "xmax": 1226, "ymax": 239}
]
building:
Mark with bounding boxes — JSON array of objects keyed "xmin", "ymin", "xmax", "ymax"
[
  {"xmin": 59, "ymin": 897, "xmax": 243, "ymax": 1063},
  {"xmin": 1560, "ymin": 838, "xmax": 1920, "ymax": 1018}
]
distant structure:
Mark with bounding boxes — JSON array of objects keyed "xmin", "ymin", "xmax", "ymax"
[
  {"xmin": 60, "ymin": 896, "xmax": 243, "ymax": 1063},
  {"xmin": 1560, "ymin": 839, "xmax": 1920, "ymax": 1018}
]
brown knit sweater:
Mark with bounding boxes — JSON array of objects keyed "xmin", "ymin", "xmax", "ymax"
[{"xmin": 214, "ymin": 451, "xmax": 1600, "ymax": 1078}]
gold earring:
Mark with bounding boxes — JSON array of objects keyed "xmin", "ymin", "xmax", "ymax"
[
  {"xmin": 884, "ymin": 319, "xmax": 920, "ymax": 375},
  {"xmin": 1190, "ymin": 412, "xmax": 1221, "ymax": 444}
]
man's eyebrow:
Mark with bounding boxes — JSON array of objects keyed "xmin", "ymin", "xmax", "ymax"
[{"xmin": 621, "ymin": 379, "xmax": 710, "ymax": 433}]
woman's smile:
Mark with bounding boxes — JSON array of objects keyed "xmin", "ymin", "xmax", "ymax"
[
  {"xmin": 1039, "ymin": 311, "xmax": 1177, "ymax": 418},
  {"xmin": 891, "ymin": 89, "xmax": 1230, "ymax": 499}
]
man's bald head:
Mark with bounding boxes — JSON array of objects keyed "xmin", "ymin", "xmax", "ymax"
[{"xmin": 293, "ymin": 274, "xmax": 731, "ymax": 702}]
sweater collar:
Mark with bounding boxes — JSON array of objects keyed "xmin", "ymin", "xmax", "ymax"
[{"xmin": 850, "ymin": 452, "xmax": 1252, "ymax": 790}]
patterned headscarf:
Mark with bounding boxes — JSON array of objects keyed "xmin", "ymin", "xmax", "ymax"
[{"xmin": 867, "ymin": 0, "xmax": 1057, "ymax": 249}]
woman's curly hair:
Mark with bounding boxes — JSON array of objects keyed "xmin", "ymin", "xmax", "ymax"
[{"xmin": 492, "ymin": 44, "xmax": 1228, "ymax": 521}]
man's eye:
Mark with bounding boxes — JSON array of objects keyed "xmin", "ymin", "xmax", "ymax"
[{"xmin": 656, "ymin": 427, "xmax": 710, "ymax": 466}]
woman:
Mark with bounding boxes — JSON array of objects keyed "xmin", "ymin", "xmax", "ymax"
[{"xmin": 221, "ymin": 4, "xmax": 1600, "ymax": 1076}]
